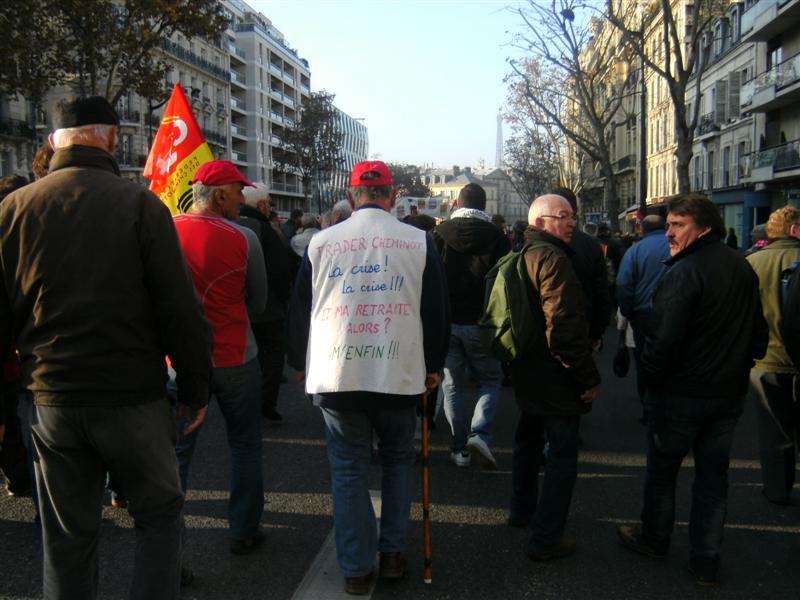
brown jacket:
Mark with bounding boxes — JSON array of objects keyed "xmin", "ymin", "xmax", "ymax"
[
  {"xmin": 511, "ymin": 227, "xmax": 600, "ymax": 416},
  {"xmin": 0, "ymin": 145, "xmax": 212, "ymax": 409}
]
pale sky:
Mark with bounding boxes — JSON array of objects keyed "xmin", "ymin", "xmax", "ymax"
[{"xmin": 249, "ymin": 0, "xmax": 526, "ymax": 169}]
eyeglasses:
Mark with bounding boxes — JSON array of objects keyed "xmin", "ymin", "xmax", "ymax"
[{"xmin": 540, "ymin": 214, "xmax": 576, "ymax": 222}]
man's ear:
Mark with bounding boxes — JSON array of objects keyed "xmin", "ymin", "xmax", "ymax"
[
  {"xmin": 388, "ymin": 188, "xmax": 398, "ymax": 210},
  {"xmin": 346, "ymin": 190, "xmax": 355, "ymax": 209},
  {"xmin": 697, "ymin": 226, "xmax": 713, "ymax": 238}
]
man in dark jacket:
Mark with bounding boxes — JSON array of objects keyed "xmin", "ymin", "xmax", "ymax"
[
  {"xmin": 0, "ymin": 96, "xmax": 212, "ymax": 600},
  {"xmin": 618, "ymin": 194, "xmax": 767, "ymax": 586},
  {"xmin": 431, "ymin": 183, "xmax": 510, "ymax": 469},
  {"xmin": 239, "ymin": 184, "xmax": 293, "ymax": 421},
  {"xmin": 509, "ymin": 194, "xmax": 600, "ymax": 562},
  {"xmin": 551, "ymin": 188, "xmax": 611, "ymax": 348}
]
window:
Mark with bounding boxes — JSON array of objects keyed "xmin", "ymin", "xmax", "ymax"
[
  {"xmin": 722, "ymin": 146, "xmax": 731, "ymax": 187},
  {"xmin": 707, "ymin": 151, "xmax": 715, "ymax": 189}
]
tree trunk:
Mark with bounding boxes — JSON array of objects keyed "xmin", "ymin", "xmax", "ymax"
[
  {"xmin": 674, "ymin": 124, "xmax": 693, "ymax": 195},
  {"xmin": 602, "ymin": 159, "xmax": 620, "ymax": 233}
]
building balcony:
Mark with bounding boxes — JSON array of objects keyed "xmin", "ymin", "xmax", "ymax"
[
  {"xmin": 230, "ymin": 97, "xmax": 246, "ymax": 113},
  {"xmin": 231, "ymin": 123, "xmax": 247, "ymax": 139},
  {"xmin": 269, "ymin": 111, "xmax": 283, "ymax": 124},
  {"xmin": 159, "ymin": 38, "xmax": 230, "ymax": 82},
  {"xmin": 117, "ymin": 109, "xmax": 140, "ymax": 125},
  {"xmin": 270, "ymin": 63, "xmax": 282, "ymax": 77},
  {"xmin": 230, "ymin": 70, "xmax": 246, "ymax": 87},
  {"xmin": 228, "ymin": 44, "xmax": 245, "ymax": 62},
  {"xmin": 695, "ymin": 111, "xmax": 721, "ymax": 140},
  {"xmin": 202, "ymin": 129, "xmax": 227, "ymax": 147},
  {"xmin": 270, "ymin": 135, "xmax": 281, "ymax": 146},
  {"xmin": 740, "ymin": 52, "xmax": 800, "ymax": 113},
  {"xmin": 231, "ymin": 150, "xmax": 247, "ymax": 163},
  {"xmin": 745, "ymin": 139, "xmax": 800, "ymax": 182},
  {"xmin": 270, "ymin": 181, "xmax": 302, "ymax": 195},
  {"xmin": 0, "ymin": 116, "xmax": 34, "ymax": 139},
  {"xmin": 613, "ymin": 154, "xmax": 636, "ymax": 174},
  {"xmin": 741, "ymin": 0, "xmax": 800, "ymax": 42}
]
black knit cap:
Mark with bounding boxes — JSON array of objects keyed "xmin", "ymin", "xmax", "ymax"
[{"xmin": 53, "ymin": 96, "xmax": 120, "ymax": 129}]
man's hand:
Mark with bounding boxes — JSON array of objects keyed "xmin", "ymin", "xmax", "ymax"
[
  {"xmin": 295, "ymin": 370, "xmax": 305, "ymax": 384},
  {"xmin": 425, "ymin": 372, "xmax": 440, "ymax": 390},
  {"xmin": 0, "ymin": 423, "xmax": 5, "ymax": 444},
  {"xmin": 580, "ymin": 386, "xmax": 599, "ymax": 403},
  {"xmin": 177, "ymin": 403, "xmax": 208, "ymax": 435},
  {"xmin": 590, "ymin": 338, "xmax": 603, "ymax": 353}
]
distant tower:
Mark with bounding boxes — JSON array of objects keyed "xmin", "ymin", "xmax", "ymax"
[{"xmin": 495, "ymin": 110, "xmax": 503, "ymax": 169}]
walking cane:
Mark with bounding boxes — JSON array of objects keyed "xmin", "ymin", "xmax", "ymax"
[{"xmin": 421, "ymin": 389, "xmax": 433, "ymax": 584}]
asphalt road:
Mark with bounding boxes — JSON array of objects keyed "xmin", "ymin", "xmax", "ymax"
[{"xmin": 2, "ymin": 327, "xmax": 799, "ymax": 599}]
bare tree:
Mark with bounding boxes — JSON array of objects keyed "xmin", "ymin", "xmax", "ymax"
[
  {"xmin": 508, "ymin": 0, "xmax": 636, "ymax": 230},
  {"xmin": 604, "ymin": 0, "xmax": 729, "ymax": 194},
  {"xmin": 504, "ymin": 130, "xmax": 559, "ymax": 205}
]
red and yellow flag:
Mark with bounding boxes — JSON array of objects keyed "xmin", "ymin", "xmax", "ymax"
[{"xmin": 144, "ymin": 83, "xmax": 214, "ymax": 215}]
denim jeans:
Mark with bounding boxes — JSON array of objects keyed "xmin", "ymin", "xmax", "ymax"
[
  {"xmin": 31, "ymin": 399, "xmax": 183, "ymax": 600},
  {"xmin": 175, "ymin": 358, "xmax": 264, "ymax": 540},
  {"xmin": 510, "ymin": 412, "xmax": 580, "ymax": 551},
  {"xmin": 320, "ymin": 406, "xmax": 416, "ymax": 578},
  {"xmin": 442, "ymin": 324, "xmax": 502, "ymax": 452},
  {"xmin": 641, "ymin": 388, "xmax": 743, "ymax": 559}
]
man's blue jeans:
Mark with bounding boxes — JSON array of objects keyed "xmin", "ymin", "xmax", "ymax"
[
  {"xmin": 510, "ymin": 412, "xmax": 580, "ymax": 551},
  {"xmin": 175, "ymin": 358, "xmax": 264, "ymax": 540},
  {"xmin": 641, "ymin": 389, "xmax": 743, "ymax": 559},
  {"xmin": 442, "ymin": 324, "xmax": 502, "ymax": 452},
  {"xmin": 32, "ymin": 399, "xmax": 183, "ymax": 600},
  {"xmin": 320, "ymin": 405, "xmax": 416, "ymax": 578}
]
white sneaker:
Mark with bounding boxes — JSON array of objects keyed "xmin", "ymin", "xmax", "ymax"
[
  {"xmin": 466, "ymin": 436, "xmax": 498, "ymax": 470},
  {"xmin": 450, "ymin": 451, "xmax": 471, "ymax": 468}
]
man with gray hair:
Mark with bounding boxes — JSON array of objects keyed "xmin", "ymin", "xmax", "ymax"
[
  {"xmin": 331, "ymin": 199, "xmax": 353, "ymax": 225},
  {"xmin": 290, "ymin": 212, "xmax": 322, "ymax": 257},
  {"xmin": 0, "ymin": 96, "xmax": 213, "ymax": 599},
  {"xmin": 173, "ymin": 160, "xmax": 268, "ymax": 555},
  {"xmin": 238, "ymin": 183, "xmax": 292, "ymax": 421},
  {"xmin": 508, "ymin": 194, "xmax": 600, "ymax": 562}
]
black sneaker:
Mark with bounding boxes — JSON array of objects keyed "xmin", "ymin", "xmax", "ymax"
[
  {"xmin": 230, "ymin": 529, "xmax": 265, "ymax": 555},
  {"xmin": 689, "ymin": 555, "xmax": 719, "ymax": 586},
  {"xmin": 527, "ymin": 536, "xmax": 576, "ymax": 561},
  {"xmin": 617, "ymin": 524, "xmax": 667, "ymax": 559},
  {"xmin": 344, "ymin": 571, "xmax": 374, "ymax": 595}
]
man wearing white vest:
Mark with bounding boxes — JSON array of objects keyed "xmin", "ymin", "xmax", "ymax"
[{"xmin": 287, "ymin": 160, "xmax": 449, "ymax": 595}]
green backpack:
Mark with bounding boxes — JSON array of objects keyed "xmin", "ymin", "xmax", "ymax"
[{"xmin": 479, "ymin": 242, "xmax": 549, "ymax": 362}]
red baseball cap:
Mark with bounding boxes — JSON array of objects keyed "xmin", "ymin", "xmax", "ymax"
[
  {"xmin": 350, "ymin": 161, "xmax": 393, "ymax": 187},
  {"xmin": 191, "ymin": 160, "xmax": 255, "ymax": 187}
]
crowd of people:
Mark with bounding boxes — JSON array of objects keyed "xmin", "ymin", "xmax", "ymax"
[{"xmin": 0, "ymin": 95, "xmax": 798, "ymax": 599}]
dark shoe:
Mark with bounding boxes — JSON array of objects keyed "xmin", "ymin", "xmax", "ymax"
[
  {"xmin": 262, "ymin": 407, "xmax": 283, "ymax": 421},
  {"xmin": 689, "ymin": 555, "xmax": 719, "ymax": 586},
  {"xmin": 379, "ymin": 552, "xmax": 407, "ymax": 579},
  {"xmin": 507, "ymin": 512, "xmax": 531, "ymax": 529},
  {"xmin": 527, "ymin": 536, "xmax": 576, "ymax": 561},
  {"xmin": 761, "ymin": 489, "xmax": 790, "ymax": 506},
  {"xmin": 617, "ymin": 524, "xmax": 667, "ymax": 559},
  {"xmin": 344, "ymin": 571, "xmax": 374, "ymax": 595},
  {"xmin": 230, "ymin": 529, "xmax": 265, "ymax": 555},
  {"xmin": 180, "ymin": 566, "xmax": 194, "ymax": 588}
]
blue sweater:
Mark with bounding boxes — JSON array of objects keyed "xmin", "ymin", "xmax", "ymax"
[{"xmin": 615, "ymin": 230, "xmax": 671, "ymax": 318}]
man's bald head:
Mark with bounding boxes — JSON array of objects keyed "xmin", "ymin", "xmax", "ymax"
[{"xmin": 528, "ymin": 194, "xmax": 576, "ymax": 243}]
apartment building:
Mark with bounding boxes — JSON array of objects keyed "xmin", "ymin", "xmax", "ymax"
[
  {"xmin": 420, "ymin": 165, "xmax": 527, "ymax": 223},
  {"xmin": 739, "ymin": 0, "xmax": 800, "ymax": 214},
  {"xmin": 686, "ymin": 2, "xmax": 760, "ymax": 246},
  {"xmin": 317, "ymin": 106, "xmax": 369, "ymax": 209}
]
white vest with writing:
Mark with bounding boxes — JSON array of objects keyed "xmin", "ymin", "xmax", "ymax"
[{"xmin": 305, "ymin": 208, "xmax": 427, "ymax": 395}]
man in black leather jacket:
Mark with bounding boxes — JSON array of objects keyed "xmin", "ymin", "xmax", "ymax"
[{"xmin": 617, "ymin": 194, "xmax": 767, "ymax": 586}]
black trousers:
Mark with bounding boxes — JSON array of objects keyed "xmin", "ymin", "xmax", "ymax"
[
  {"xmin": 750, "ymin": 367, "xmax": 800, "ymax": 503},
  {"xmin": 251, "ymin": 319, "xmax": 286, "ymax": 411},
  {"xmin": 0, "ymin": 382, "xmax": 30, "ymax": 494}
]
